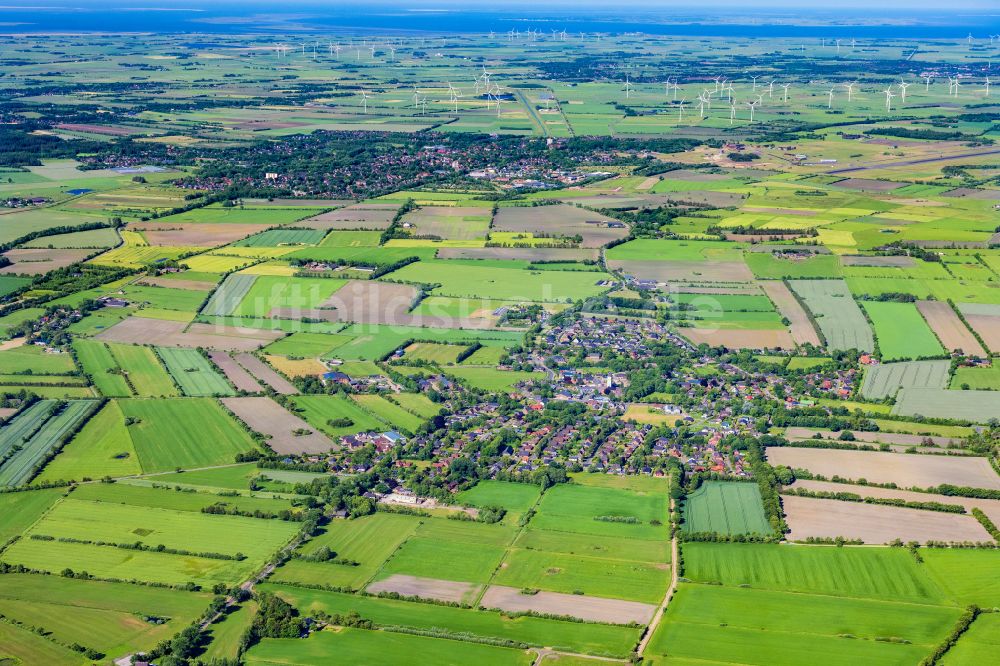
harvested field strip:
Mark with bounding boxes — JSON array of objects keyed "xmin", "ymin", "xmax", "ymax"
[
  {"xmin": 481, "ymin": 585, "xmax": 657, "ymax": 626},
  {"xmin": 157, "ymin": 346, "xmax": 234, "ymax": 396},
  {"xmin": 782, "ymin": 494, "xmax": 990, "ymax": 544},
  {"xmin": 261, "ymin": 583, "xmax": 641, "ymax": 657},
  {"xmin": 916, "ymin": 300, "xmax": 986, "ymax": 357},
  {"xmin": 789, "ymin": 279, "xmax": 873, "ymax": 352},
  {"xmin": 72, "ymin": 339, "xmax": 132, "ymax": 396},
  {"xmin": 107, "ymin": 343, "xmax": 178, "ymax": 396},
  {"xmin": 766, "ymin": 446, "xmax": 1000, "ymax": 490},
  {"xmin": 789, "ymin": 479, "xmax": 1000, "ymax": 525},
  {"xmin": 682, "ymin": 481, "xmax": 771, "ymax": 536},
  {"xmin": 208, "ymin": 350, "xmax": 262, "ymax": 392},
  {"xmin": 202, "ymin": 273, "xmax": 257, "ymax": 317},
  {"xmin": 860, "ymin": 360, "xmax": 950, "ymax": 400},
  {"xmin": 366, "ymin": 574, "xmax": 481, "ymax": 605},
  {"xmin": 221, "ymin": 396, "xmax": 334, "ymax": 455},
  {"xmin": 234, "ymin": 352, "xmax": 297, "ymax": 394},
  {"xmin": 759, "ymin": 281, "xmax": 821, "ymax": 346},
  {"xmin": 0, "ymin": 400, "xmax": 98, "ymax": 487}
]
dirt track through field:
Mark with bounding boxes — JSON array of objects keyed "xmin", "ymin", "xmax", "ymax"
[{"xmin": 782, "ymin": 494, "xmax": 991, "ymax": 544}]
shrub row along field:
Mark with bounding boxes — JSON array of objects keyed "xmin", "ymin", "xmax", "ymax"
[
  {"xmin": 156, "ymin": 346, "xmax": 235, "ymax": 396},
  {"xmin": 0, "ymin": 399, "xmax": 98, "ymax": 487}
]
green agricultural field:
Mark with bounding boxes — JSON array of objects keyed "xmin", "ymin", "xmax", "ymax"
[
  {"xmin": 274, "ymin": 513, "xmax": 420, "ymax": 590},
  {"xmin": 245, "ymin": 627, "xmax": 534, "ymax": 666},
  {"xmin": 26, "ymin": 496, "xmax": 297, "ymax": 561},
  {"xmin": 404, "ymin": 341, "xmax": 468, "ymax": 364},
  {"xmin": 0, "ymin": 574, "xmax": 211, "ymax": 660},
  {"xmin": 388, "ymin": 392, "xmax": 442, "ymax": 418},
  {"xmin": 605, "ymin": 239, "xmax": 744, "ymax": 262},
  {"xmin": 70, "ymin": 481, "xmax": 296, "ymax": 516},
  {"xmin": 682, "ymin": 482, "xmax": 772, "ymax": 536},
  {"xmin": 892, "ymin": 388, "xmax": 1000, "ymax": 423},
  {"xmin": 378, "ymin": 518, "xmax": 516, "ymax": 585},
  {"xmin": 457, "ymin": 480, "xmax": 541, "ymax": 515},
  {"xmin": 530, "ymin": 484, "xmax": 669, "ymax": 541},
  {"xmin": 442, "ymin": 366, "xmax": 543, "ymax": 391},
  {"xmin": 0, "ymin": 345, "xmax": 76, "ymax": 374},
  {"xmin": 35, "ymin": 399, "xmax": 141, "ymax": 481},
  {"xmin": 0, "ymin": 399, "xmax": 98, "ymax": 487},
  {"xmin": 156, "ymin": 346, "xmax": 234, "ymax": 396},
  {"xmin": 645, "ymin": 584, "xmax": 957, "ymax": 665},
  {"xmin": 514, "ymin": 528, "xmax": 669, "ymax": 564},
  {"xmin": 0, "ymin": 612, "xmax": 97, "ymax": 665},
  {"xmin": 202, "ymin": 273, "xmax": 258, "ymax": 316},
  {"xmin": 921, "ymin": 548, "xmax": 1000, "ymax": 608},
  {"xmin": 682, "ymin": 543, "xmax": 947, "ymax": 604},
  {"xmin": 351, "ymin": 394, "xmax": 424, "ymax": 433},
  {"xmin": 289, "ymin": 394, "xmax": 385, "ymax": 437},
  {"xmin": 493, "ymin": 548, "xmax": 668, "ymax": 604},
  {"xmin": 863, "ymin": 301, "xmax": 945, "ymax": 361},
  {"xmin": 202, "ymin": 600, "xmax": 259, "ymax": 662},
  {"xmin": 261, "ymin": 583, "xmax": 641, "ymax": 658},
  {"xmin": 108, "ymin": 343, "xmax": 178, "ymax": 396},
  {"xmin": 860, "ymin": 360, "xmax": 951, "ymax": 399},
  {"xmin": 745, "ymin": 252, "xmax": 842, "ymax": 279},
  {"xmin": 231, "ymin": 275, "xmax": 346, "ymax": 317},
  {"xmin": 0, "ymin": 275, "xmax": 30, "ymax": 297},
  {"xmin": 233, "ymin": 228, "xmax": 327, "ymax": 247},
  {"xmin": 382, "ymin": 260, "xmax": 610, "ymax": 302},
  {"xmin": 73, "ymin": 338, "xmax": 132, "ymax": 396},
  {"xmin": 1, "ymin": 536, "xmax": 251, "ymax": 586},
  {"xmin": 790, "ymin": 280, "xmax": 874, "ymax": 352},
  {"xmin": 951, "ymin": 364, "xmax": 1000, "ymax": 390},
  {"xmin": 119, "ymin": 398, "xmax": 257, "ymax": 472},
  {"xmin": 330, "ymin": 323, "xmax": 521, "ymax": 361},
  {"xmin": 0, "ymin": 487, "xmax": 64, "ymax": 544},
  {"xmin": 264, "ymin": 331, "xmax": 352, "ymax": 357},
  {"xmin": 943, "ymin": 612, "xmax": 1000, "ymax": 664}
]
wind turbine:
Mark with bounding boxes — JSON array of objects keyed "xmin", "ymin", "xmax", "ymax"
[
  {"xmin": 359, "ymin": 90, "xmax": 370, "ymax": 114},
  {"xmin": 750, "ymin": 74, "xmax": 759, "ymax": 91},
  {"xmin": 677, "ymin": 98, "xmax": 687, "ymax": 122},
  {"xmin": 729, "ymin": 102, "xmax": 737, "ymax": 125},
  {"xmin": 844, "ymin": 81, "xmax": 857, "ymax": 102},
  {"xmin": 781, "ymin": 83, "xmax": 791, "ymax": 102},
  {"xmin": 884, "ymin": 87, "xmax": 895, "ymax": 112},
  {"xmin": 923, "ymin": 74, "xmax": 932, "ymax": 92},
  {"xmin": 767, "ymin": 80, "xmax": 775, "ymax": 98},
  {"xmin": 836, "ymin": 39, "xmax": 841, "ymax": 54},
  {"xmin": 985, "ymin": 77, "xmax": 992, "ymax": 97},
  {"xmin": 827, "ymin": 87, "xmax": 836, "ymax": 109},
  {"xmin": 624, "ymin": 75, "xmax": 634, "ymax": 99},
  {"xmin": 898, "ymin": 80, "xmax": 911, "ymax": 103},
  {"xmin": 672, "ymin": 81, "xmax": 681, "ymax": 100},
  {"xmin": 696, "ymin": 93, "xmax": 707, "ymax": 118},
  {"xmin": 746, "ymin": 99, "xmax": 759, "ymax": 123}
]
